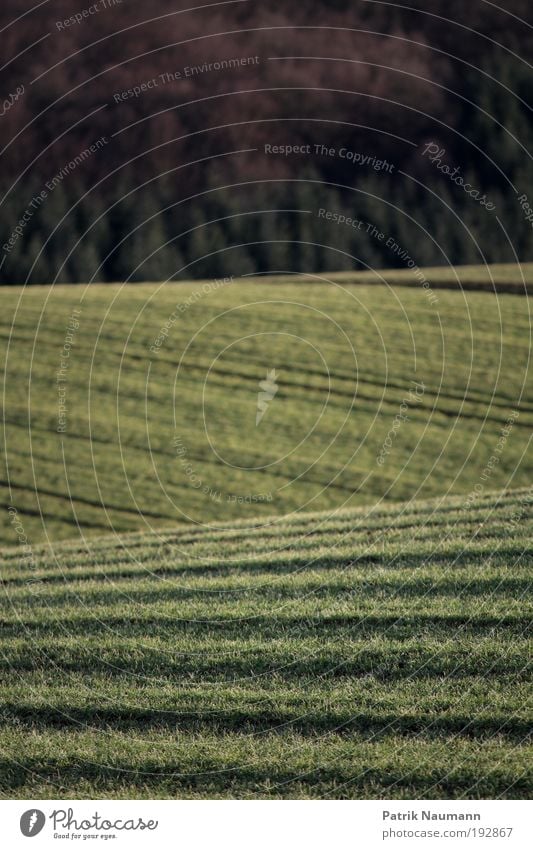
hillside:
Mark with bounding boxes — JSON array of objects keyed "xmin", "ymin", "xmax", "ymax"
[
  {"xmin": 0, "ymin": 487, "xmax": 531, "ymax": 798},
  {"xmin": 1, "ymin": 265, "xmax": 532, "ymax": 547}
]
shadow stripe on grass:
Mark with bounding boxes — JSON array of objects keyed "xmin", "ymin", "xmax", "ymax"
[
  {"xmin": 1, "ymin": 704, "xmax": 530, "ymax": 741},
  {"xmin": 1, "ymin": 758, "xmax": 529, "ymax": 800}
]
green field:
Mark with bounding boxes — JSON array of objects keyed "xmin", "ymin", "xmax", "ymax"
[
  {"xmin": 0, "ymin": 264, "xmax": 531, "ymax": 799},
  {"xmin": 0, "ymin": 487, "xmax": 531, "ymax": 798},
  {"xmin": 1, "ymin": 264, "xmax": 532, "ymax": 546}
]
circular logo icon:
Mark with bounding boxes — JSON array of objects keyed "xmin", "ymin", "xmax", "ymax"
[{"xmin": 20, "ymin": 810, "xmax": 46, "ymax": 837}]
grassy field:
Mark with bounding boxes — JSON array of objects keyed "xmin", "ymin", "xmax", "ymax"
[
  {"xmin": 0, "ymin": 487, "xmax": 531, "ymax": 798},
  {"xmin": 0, "ymin": 264, "xmax": 531, "ymax": 800},
  {"xmin": 1, "ymin": 263, "xmax": 532, "ymax": 546}
]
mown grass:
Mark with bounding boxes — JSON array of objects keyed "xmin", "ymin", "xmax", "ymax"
[
  {"xmin": 0, "ymin": 265, "xmax": 530, "ymax": 798},
  {"xmin": 1, "ymin": 263, "xmax": 532, "ymax": 545},
  {"xmin": 0, "ymin": 488, "xmax": 531, "ymax": 798}
]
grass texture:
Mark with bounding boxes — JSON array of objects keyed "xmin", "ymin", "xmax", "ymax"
[
  {"xmin": 0, "ymin": 264, "xmax": 531, "ymax": 546},
  {"xmin": 0, "ymin": 487, "xmax": 531, "ymax": 798}
]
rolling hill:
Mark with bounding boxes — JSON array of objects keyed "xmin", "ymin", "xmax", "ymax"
[
  {"xmin": 0, "ymin": 264, "xmax": 531, "ymax": 799},
  {"xmin": 0, "ymin": 487, "xmax": 531, "ymax": 798},
  {"xmin": 1, "ymin": 264, "xmax": 532, "ymax": 547}
]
